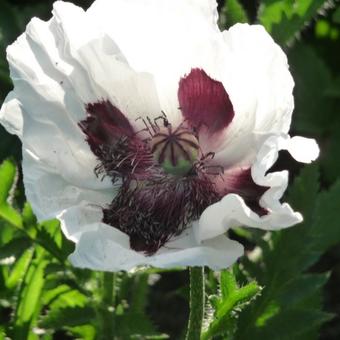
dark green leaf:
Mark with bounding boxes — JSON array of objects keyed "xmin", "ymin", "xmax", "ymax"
[
  {"xmin": 6, "ymin": 248, "xmax": 33, "ymax": 289},
  {"xmin": 0, "ymin": 159, "xmax": 16, "ymax": 205},
  {"xmin": 13, "ymin": 257, "xmax": 47, "ymax": 339},
  {"xmin": 36, "ymin": 227, "xmax": 64, "ymax": 262},
  {"xmin": 0, "ymin": 159, "xmax": 22, "ymax": 227},
  {"xmin": 203, "ymin": 270, "xmax": 260, "ymax": 339},
  {"xmin": 333, "ymin": 6, "xmax": 340, "ymax": 23},
  {"xmin": 41, "ymin": 306, "xmax": 96, "ymax": 329},
  {"xmin": 235, "ymin": 165, "xmax": 340, "ymax": 339},
  {"xmin": 0, "ymin": 237, "xmax": 31, "ymax": 260},
  {"xmin": 259, "ymin": 0, "xmax": 331, "ymax": 45},
  {"xmin": 219, "ymin": 0, "xmax": 248, "ymax": 28},
  {"xmin": 115, "ymin": 313, "xmax": 168, "ymax": 338},
  {"xmin": 289, "ymin": 44, "xmax": 334, "ymax": 135},
  {"xmin": 255, "ymin": 309, "xmax": 333, "ymax": 339}
]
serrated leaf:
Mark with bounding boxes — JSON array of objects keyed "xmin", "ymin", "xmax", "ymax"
[
  {"xmin": 255, "ymin": 309, "xmax": 333, "ymax": 339},
  {"xmin": 22, "ymin": 203, "xmax": 37, "ymax": 228},
  {"xmin": 0, "ymin": 159, "xmax": 16, "ymax": 205},
  {"xmin": 35, "ymin": 227, "xmax": 64, "ymax": 262},
  {"xmin": 6, "ymin": 249, "xmax": 33, "ymax": 289},
  {"xmin": 277, "ymin": 273, "xmax": 329, "ymax": 307},
  {"xmin": 115, "ymin": 313, "xmax": 166, "ymax": 338},
  {"xmin": 220, "ymin": 270, "xmax": 237, "ymax": 300},
  {"xmin": 203, "ymin": 271, "xmax": 260, "ymax": 339},
  {"xmin": 259, "ymin": 0, "xmax": 332, "ymax": 45},
  {"xmin": 311, "ymin": 181, "xmax": 340, "ymax": 251},
  {"xmin": 68, "ymin": 325, "xmax": 96, "ymax": 340},
  {"xmin": 0, "ymin": 160, "xmax": 22, "ymax": 227},
  {"xmin": 235, "ymin": 165, "xmax": 339, "ymax": 339},
  {"xmin": 0, "ymin": 204, "xmax": 23, "ymax": 229},
  {"xmin": 13, "ymin": 257, "xmax": 47, "ymax": 339},
  {"xmin": 0, "ymin": 237, "xmax": 31, "ymax": 261},
  {"xmin": 219, "ymin": 0, "xmax": 248, "ymax": 28},
  {"xmin": 41, "ymin": 306, "xmax": 96, "ymax": 329},
  {"xmin": 42, "ymin": 284, "xmax": 87, "ymax": 310},
  {"xmin": 289, "ymin": 44, "xmax": 335, "ymax": 135}
]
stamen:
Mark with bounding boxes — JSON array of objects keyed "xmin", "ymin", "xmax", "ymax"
[{"xmin": 103, "ymin": 172, "xmax": 220, "ymax": 255}]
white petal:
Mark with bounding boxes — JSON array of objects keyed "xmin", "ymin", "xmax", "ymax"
[
  {"xmin": 88, "ymin": 0, "xmax": 223, "ymax": 125},
  {"xmin": 68, "ymin": 221, "xmax": 243, "ymax": 271},
  {"xmin": 287, "ymin": 136, "xmax": 320, "ymax": 163},
  {"xmin": 22, "ymin": 149, "xmax": 113, "ymax": 221},
  {"xmin": 209, "ymin": 24, "xmax": 295, "ymax": 169},
  {"xmin": 2, "ymin": 1, "xmax": 162, "ymax": 220},
  {"xmin": 197, "ymin": 134, "xmax": 315, "ymax": 242},
  {"xmin": 0, "ymin": 91, "xmax": 23, "ymax": 137}
]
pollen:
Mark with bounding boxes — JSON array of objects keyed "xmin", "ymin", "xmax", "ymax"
[{"xmin": 150, "ymin": 126, "xmax": 199, "ymax": 176}]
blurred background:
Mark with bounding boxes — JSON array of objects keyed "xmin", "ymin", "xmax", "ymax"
[{"xmin": 0, "ymin": 0, "xmax": 340, "ymax": 339}]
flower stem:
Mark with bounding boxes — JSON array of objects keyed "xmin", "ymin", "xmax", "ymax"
[
  {"xmin": 186, "ymin": 267, "xmax": 205, "ymax": 340},
  {"xmin": 98, "ymin": 272, "xmax": 116, "ymax": 340}
]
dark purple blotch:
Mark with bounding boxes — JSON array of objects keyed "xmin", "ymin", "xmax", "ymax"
[
  {"xmin": 178, "ymin": 68, "xmax": 235, "ymax": 135},
  {"xmin": 79, "ymin": 100, "xmax": 134, "ymax": 157}
]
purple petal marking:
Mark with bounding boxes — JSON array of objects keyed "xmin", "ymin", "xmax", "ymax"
[
  {"xmin": 178, "ymin": 68, "xmax": 234, "ymax": 134},
  {"xmin": 79, "ymin": 100, "xmax": 134, "ymax": 157},
  {"xmin": 217, "ymin": 168, "xmax": 268, "ymax": 216}
]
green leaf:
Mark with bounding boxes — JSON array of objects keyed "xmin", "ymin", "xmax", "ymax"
[
  {"xmin": 130, "ymin": 273, "xmax": 149, "ymax": 313},
  {"xmin": 68, "ymin": 325, "xmax": 96, "ymax": 340},
  {"xmin": 0, "ymin": 160, "xmax": 22, "ymax": 227},
  {"xmin": 257, "ymin": 308, "xmax": 333, "ymax": 339},
  {"xmin": 36, "ymin": 227, "xmax": 64, "ymax": 262},
  {"xmin": 115, "ymin": 313, "xmax": 168, "ymax": 338},
  {"xmin": 235, "ymin": 165, "xmax": 340, "ymax": 339},
  {"xmin": 219, "ymin": 0, "xmax": 248, "ymax": 28},
  {"xmin": 0, "ymin": 237, "xmax": 31, "ymax": 261},
  {"xmin": 0, "ymin": 0, "xmax": 21, "ymax": 48},
  {"xmin": 311, "ymin": 180, "xmax": 340, "ymax": 252},
  {"xmin": 259, "ymin": 0, "xmax": 331, "ymax": 45},
  {"xmin": 202, "ymin": 270, "xmax": 260, "ymax": 339},
  {"xmin": 42, "ymin": 284, "xmax": 87, "ymax": 310},
  {"xmin": 22, "ymin": 203, "xmax": 37, "ymax": 228},
  {"xmin": 0, "ymin": 159, "xmax": 16, "ymax": 205},
  {"xmin": 13, "ymin": 257, "xmax": 47, "ymax": 339},
  {"xmin": 333, "ymin": 6, "xmax": 340, "ymax": 23},
  {"xmin": 277, "ymin": 273, "xmax": 330, "ymax": 307},
  {"xmin": 288, "ymin": 43, "xmax": 335, "ymax": 135},
  {"xmin": 6, "ymin": 248, "xmax": 33, "ymax": 289},
  {"xmin": 220, "ymin": 270, "xmax": 238, "ymax": 300},
  {"xmin": 40, "ymin": 306, "xmax": 96, "ymax": 329}
]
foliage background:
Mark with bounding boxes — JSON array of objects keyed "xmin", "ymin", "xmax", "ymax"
[{"xmin": 0, "ymin": 0, "xmax": 340, "ymax": 339}]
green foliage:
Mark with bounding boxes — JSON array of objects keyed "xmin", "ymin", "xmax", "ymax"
[
  {"xmin": 41, "ymin": 306, "xmax": 96, "ymax": 329},
  {"xmin": 289, "ymin": 43, "xmax": 334, "ymax": 135},
  {"xmin": 203, "ymin": 270, "xmax": 261, "ymax": 339},
  {"xmin": 259, "ymin": 0, "xmax": 333, "ymax": 45},
  {"xmin": 0, "ymin": 159, "xmax": 22, "ymax": 227},
  {"xmin": 219, "ymin": 0, "xmax": 249, "ymax": 28},
  {"xmin": 234, "ymin": 165, "xmax": 340, "ymax": 339}
]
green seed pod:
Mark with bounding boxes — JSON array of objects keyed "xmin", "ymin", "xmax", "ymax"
[{"xmin": 151, "ymin": 126, "xmax": 199, "ymax": 176}]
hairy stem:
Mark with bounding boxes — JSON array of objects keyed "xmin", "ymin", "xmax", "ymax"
[
  {"xmin": 186, "ymin": 267, "xmax": 205, "ymax": 340},
  {"xmin": 98, "ymin": 272, "xmax": 116, "ymax": 340}
]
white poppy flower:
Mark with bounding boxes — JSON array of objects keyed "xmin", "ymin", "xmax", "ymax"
[{"xmin": 0, "ymin": 0, "xmax": 319, "ymax": 271}]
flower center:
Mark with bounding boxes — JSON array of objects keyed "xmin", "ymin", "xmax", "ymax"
[{"xmin": 150, "ymin": 126, "xmax": 199, "ymax": 176}]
